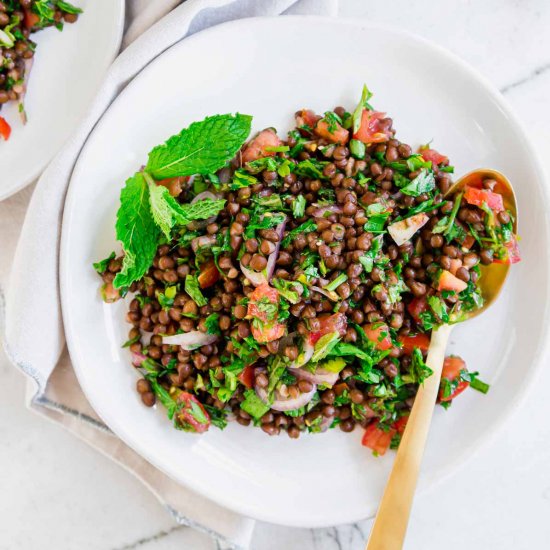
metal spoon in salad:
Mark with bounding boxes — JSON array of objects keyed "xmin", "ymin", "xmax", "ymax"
[{"xmin": 366, "ymin": 168, "xmax": 518, "ymax": 550}]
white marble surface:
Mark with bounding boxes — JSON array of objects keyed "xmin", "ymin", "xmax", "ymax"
[{"xmin": 2, "ymin": 0, "xmax": 550, "ymax": 548}]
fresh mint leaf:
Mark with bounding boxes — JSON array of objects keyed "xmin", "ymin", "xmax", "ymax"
[
  {"xmin": 203, "ymin": 405, "xmax": 228, "ymax": 429},
  {"xmin": 147, "ymin": 179, "xmax": 175, "ymax": 240},
  {"xmin": 113, "ymin": 173, "xmax": 160, "ymax": 288},
  {"xmin": 281, "ymin": 219, "xmax": 317, "ymax": 247},
  {"xmin": 146, "ymin": 114, "xmax": 252, "ymax": 179}
]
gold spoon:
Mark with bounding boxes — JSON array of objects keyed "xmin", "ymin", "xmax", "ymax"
[{"xmin": 366, "ymin": 168, "xmax": 518, "ymax": 550}]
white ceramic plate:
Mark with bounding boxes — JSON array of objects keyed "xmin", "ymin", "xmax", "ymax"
[
  {"xmin": 0, "ymin": 0, "xmax": 124, "ymax": 200},
  {"xmin": 61, "ymin": 17, "xmax": 550, "ymax": 527}
]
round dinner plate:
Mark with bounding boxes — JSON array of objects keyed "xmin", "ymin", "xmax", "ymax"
[
  {"xmin": 61, "ymin": 17, "xmax": 550, "ymax": 527},
  {"xmin": 0, "ymin": 0, "xmax": 124, "ymax": 201}
]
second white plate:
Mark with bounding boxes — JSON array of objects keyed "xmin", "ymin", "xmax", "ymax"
[{"xmin": 0, "ymin": 0, "xmax": 124, "ymax": 200}]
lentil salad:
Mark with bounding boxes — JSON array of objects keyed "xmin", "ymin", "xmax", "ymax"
[
  {"xmin": 94, "ymin": 85, "xmax": 520, "ymax": 455},
  {"xmin": 0, "ymin": 0, "xmax": 82, "ymax": 140}
]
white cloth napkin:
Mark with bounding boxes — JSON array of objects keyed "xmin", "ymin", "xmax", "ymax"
[{"xmin": 0, "ymin": 0, "xmax": 337, "ymax": 548}]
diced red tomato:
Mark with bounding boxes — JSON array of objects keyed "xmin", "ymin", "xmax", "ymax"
[
  {"xmin": 248, "ymin": 283, "xmax": 285, "ymax": 343},
  {"xmin": 157, "ymin": 176, "xmax": 186, "ymax": 197},
  {"xmin": 314, "ymin": 118, "xmax": 349, "ymax": 145},
  {"xmin": 399, "ymin": 333, "xmax": 430, "ymax": 355},
  {"xmin": 461, "ymin": 234, "xmax": 475, "ymax": 251},
  {"xmin": 251, "ymin": 322, "xmax": 285, "ymax": 344},
  {"xmin": 296, "ymin": 109, "xmax": 321, "ymax": 129},
  {"xmin": 0, "ymin": 117, "xmax": 11, "ymax": 141},
  {"xmin": 364, "ymin": 322, "xmax": 392, "ymax": 351},
  {"xmin": 494, "ymin": 235, "xmax": 521, "ymax": 265},
  {"xmin": 407, "ymin": 296, "xmax": 428, "ymax": 323},
  {"xmin": 464, "ymin": 186, "xmax": 505, "ymax": 213},
  {"xmin": 242, "ymin": 128, "xmax": 282, "ymax": 163},
  {"xmin": 437, "ymin": 270, "xmax": 468, "ymax": 293},
  {"xmin": 393, "ymin": 415, "xmax": 409, "ymax": 435},
  {"xmin": 309, "ymin": 312, "xmax": 348, "ymax": 344},
  {"xmin": 439, "ymin": 356, "xmax": 469, "ymax": 402},
  {"xmin": 198, "ymin": 259, "xmax": 220, "ymax": 289},
  {"xmin": 238, "ymin": 365, "xmax": 255, "ymax": 388},
  {"xmin": 362, "ymin": 423, "xmax": 396, "ymax": 456},
  {"xmin": 353, "ymin": 110, "xmax": 391, "ymax": 144},
  {"xmin": 23, "ymin": 8, "xmax": 40, "ymax": 29},
  {"xmin": 175, "ymin": 392, "xmax": 211, "ymax": 433},
  {"xmin": 420, "ymin": 148, "xmax": 448, "ymax": 166}
]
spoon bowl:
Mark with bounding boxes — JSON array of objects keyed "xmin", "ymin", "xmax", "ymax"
[{"xmin": 446, "ymin": 168, "xmax": 518, "ymax": 319}]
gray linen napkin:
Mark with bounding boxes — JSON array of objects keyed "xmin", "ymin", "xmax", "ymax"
[{"xmin": 0, "ymin": 0, "xmax": 338, "ymax": 548}]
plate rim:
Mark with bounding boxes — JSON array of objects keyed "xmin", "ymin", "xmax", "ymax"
[
  {"xmin": 60, "ymin": 15, "xmax": 550, "ymax": 527},
  {"xmin": 0, "ymin": 0, "xmax": 126, "ymax": 201}
]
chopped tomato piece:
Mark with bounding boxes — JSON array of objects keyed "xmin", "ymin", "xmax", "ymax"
[
  {"xmin": 175, "ymin": 392, "xmax": 211, "ymax": 433},
  {"xmin": 248, "ymin": 283, "xmax": 285, "ymax": 343},
  {"xmin": 238, "ymin": 365, "xmax": 255, "ymax": 388},
  {"xmin": 439, "ymin": 356, "xmax": 469, "ymax": 402},
  {"xmin": 407, "ymin": 296, "xmax": 428, "ymax": 323},
  {"xmin": 197, "ymin": 259, "xmax": 220, "ymax": 289},
  {"xmin": 399, "ymin": 333, "xmax": 430, "ymax": 354},
  {"xmin": 362, "ymin": 423, "xmax": 396, "ymax": 456},
  {"xmin": 464, "ymin": 186, "xmax": 505, "ymax": 213},
  {"xmin": 23, "ymin": 8, "xmax": 40, "ymax": 29},
  {"xmin": 333, "ymin": 382, "xmax": 349, "ymax": 396},
  {"xmin": 0, "ymin": 117, "xmax": 11, "ymax": 141},
  {"xmin": 157, "ymin": 176, "xmax": 186, "ymax": 197},
  {"xmin": 296, "ymin": 109, "xmax": 321, "ymax": 129},
  {"xmin": 100, "ymin": 282, "xmax": 121, "ymax": 303},
  {"xmin": 242, "ymin": 128, "xmax": 281, "ymax": 163},
  {"xmin": 437, "ymin": 270, "xmax": 468, "ymax": 293},
  {"xmin": 364, "ymin": 322, "xmax": 392, "ymax": 351},
  {"xmin": 353, "ymin": 110, "xmax": 391, "ymax": 144},
  {"xmin": 314, "ymin": 118, "xmax": 349, "ymax": 145},
  {"xmin": 393, "ymin": 415, "xmax": 409, "ymax": 435},
  {"xmin": 251, "ymin": 322, "xmax": 285, "ymax": 344},
  {"xmin": 494, "ymin": 235, "xmax": 521, "ymax": 265},
  {"xmin": 420, "ymin": 148, "xmax": 448, "ymax": 166},
  {"xmin": 461, "ymin": 234, "xmax": 475, "ymax": 251},
  {"xmin": 309, "ymin": 312, "xmax": 348, "ymax": 344}
]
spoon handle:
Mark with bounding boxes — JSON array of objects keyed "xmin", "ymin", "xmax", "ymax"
[{"xmin": 366, "ymin": 323, "xmax": 454, "ymax": 550}]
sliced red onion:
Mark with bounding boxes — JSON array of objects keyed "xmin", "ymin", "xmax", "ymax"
[
  {"xmin": 240, "ymin": 216, "xmax": 287, "ymax": 286},
  {"xmin": 290, "ymin": 366, "xmax": 339, "ymax": 388},
  {"xmin": 191, "ymin": 234, "xmax": 216, "ymax": 253},
  {"xmin": 317, "ymin": 415, "xmax": 333, "ymax": 433},
  {"xmin": 217, "ymin": 166, "xmax": 232, "ymax": 184},
  {"xmin": 310, "ymin": 285, "xmax": 339, "ymax": 302},
  {"xmin": 131, "ymin": 352, "xmax": 147, "ymax": 367},
  {"xmin": 162, "ymin": 331, "xmax": 218, "ymax": 350},
  {"xmin": 288, "ymin": 338, "xmax": 314, "ymax": 369},
  {"xmin": 141, "ymin": 331, "xmax": 153, "ymax": 345},
  {"xmin": 256, "ymin": 384, "xmax": 317, "ymax": 412},
  {"xmin": 311, "ymin": 204, "xmax": 342, "ymax": 218}
]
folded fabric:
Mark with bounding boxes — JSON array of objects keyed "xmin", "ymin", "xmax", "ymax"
[{"xmin": 0, "ymin": 0, "xmax": 338, "ymax": 548}]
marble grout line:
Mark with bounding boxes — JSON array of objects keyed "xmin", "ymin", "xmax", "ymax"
[
  {"xmin": 111, "ymin": 525, "xmax": 185, "ymax": 550},
  {"xmin": 499, "ymin": 60, "xmax": 550, "ymax": 94}
]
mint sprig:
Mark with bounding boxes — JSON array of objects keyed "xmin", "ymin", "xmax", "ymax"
[
  {"xmin": 108, "ymin": 113, "xmax": 252, "ymax": 289},
  {"xmin": 113, "ymin": 174, "xmax": 160, "ymax": 289},
  {"xmin": 146, "ymin": 114, "xmax": 252, "ymax": 179}
]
